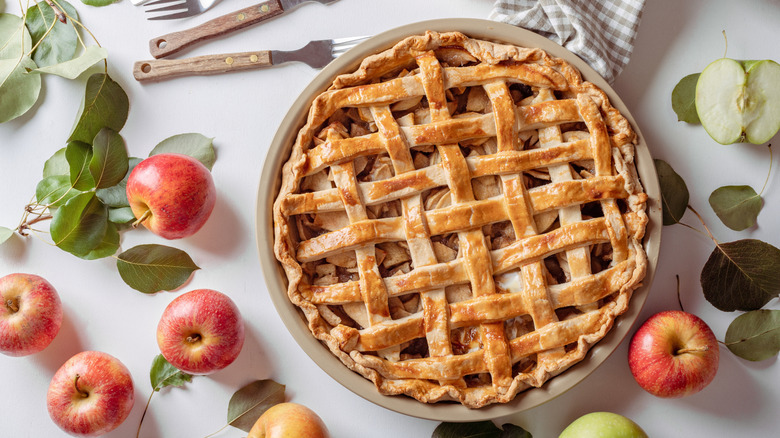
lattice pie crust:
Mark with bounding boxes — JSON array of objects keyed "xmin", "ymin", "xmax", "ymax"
[{"xmin": 273, "ymin": 31, "xmax": 648, "ymax": 408}]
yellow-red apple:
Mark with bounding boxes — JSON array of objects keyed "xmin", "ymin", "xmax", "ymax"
[
  {"xmin": 47, "ymin": 351, "xmax": 135, "ymax": 437},
  {"xmin": 0, "ymin": 273, "xmax": 62, "ymax": 356},
  {"xmin": 248, "ymin": 403, "xmax": 329, "ymax": 438},
  {"xmin": 628, "ymin": 310, "xmax": 719, "ymax": 398},
  {"xmin": 126, "ymin": 153, "xmax": 216, "ymax": 239},
  {"xmin": 157, "ymin": 289, "xmax": 244, "ymax": 375}
]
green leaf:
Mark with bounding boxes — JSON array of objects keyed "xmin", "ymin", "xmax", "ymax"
[
  {"xmin": 0, "ymin": 13, "xmax": 32, "ymax": 59},
  {"xmin": 0, "ymin": 57, "xmax": 41, "ymax": 123},
  {"xmin": 97, "ymin": 157, "xmax": 141, "ymax": 207},
  {"xmin": 89, "ymin": 128, "xmax": 128, "ymax": 189},
  {"xmin": 35, "ymin": 174, "xmax": 81, "ymax": 207},
  {"xmin": 80, "ymin": 0, "xmax": 118, "ymax": 6},
  {"xmin": 66, "ymin": 140, "xmax": 95, "ymax": 191},
  {"xmin": 150, "ymin": 133, "xmax": 216, "ymax": 171},
  {"xmin": 654, "ymin": 159, "xmax": 689, "ymax": 225},
  {"xmin": 116, "ymin": 244, "xmax": 200, "ymax": 293},
  {"xmin": 0, "ymin": 14, "xmax": 41, "ymax": 123},
  {"xmin": 701, "ymin": 239, "xmax": 780, "ymax": 312},
  {"xmin": 108, "ymin": 206, "xmax": 135, "ymax": 224},
  {"xmin": 43, "ymin": 147, "xmax": 69, "ymax": 177},
  {"xmin": 0, "ymin": 226, "xmax": 13, "ymax": 245},
  {"xmin": 708, "ymin": 185, "xmax": 762, "ymax": 231},
  {"xmin": 150, "ymin": 354, "xmax": 192, "ymax": 391},
  {"xmin": 28, "ymin": 46, "xmax": 107, "ymax": 79},
  {"xmin": 725, "ymin": 310, "xmax": 780, "ymax": 361},
  {"xmin": 227, "ymin": 380, "xmax": 286, "ymax": 433},
  {"xmin": 671, "ymin": 73, "xmax": 701, "ymax": 124},
  {"xmin": 50, "ymin": 192, "xmax": 108, "ymax": 257},
  {"xmin": 24, "ymin": 0, "xmax": 79, "ymax": 67},
  {"xmin": 432, "ymin": 421, "xmax": 503, "ymax": 438},
  {"xmin": 498, "ymin": 424, "xmax": 533, "ymax": 438},
  {"xmin": 69, "ymin": 73, "xmax": 129, "ymax": 144},
  {"xmin": 80, "ymin": 221, "xmax": 119, "ymax": 260}
]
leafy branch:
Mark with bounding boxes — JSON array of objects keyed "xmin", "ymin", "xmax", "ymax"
[
  {"xmin": 137, "ymin": 355, "xmax": 193, "ymax": 438},
  {"xmin": 655, "ymin": 158, "xmax": 780, "ymax": 361},
  {"xmin": 1, "ymin": 0, "xmax": 112, "ymax": 123},
  {"xmin": 137, "ymin": 356, "xmax": 287, "ymax": 438}
]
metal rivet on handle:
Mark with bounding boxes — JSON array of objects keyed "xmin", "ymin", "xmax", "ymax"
[
  {"xmin": 225, "ymin": 57, "xmax": 234, "ymax": 65},
  {"xmin": 237, "ymin": 13, "xmax": 246, "ymax": 20},
  {"xmin": 260, "ymin": 4, "xmax": 270, "ymax": 12},
  {"xmin": 250, "ymin": 55, "xmax": 259, "ymax": 62}
]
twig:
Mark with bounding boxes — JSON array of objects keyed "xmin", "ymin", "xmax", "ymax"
[
  {"xmin": 17, "ymin": 214, "xmax": 52, "ymax": 235},
  {"xmin": 44, "ymin": 0, "xmax": 67, "ymax": 23}
]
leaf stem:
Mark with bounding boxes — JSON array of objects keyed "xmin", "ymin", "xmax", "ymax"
[
  {"xmin": 136, "ymin": 391, "xmax": 155, "ymax": 438},
  {"xmin": 26, "ymin": 10, "xmax": 57, "ymax": 58},
  {"xmin": 687, "ymin": 204, "xmax": 719, "ymax": 246},
  {"xmin": 65, "ymin": 15, "xmax": 106, "ymax": 71},
  {"xmin": 675, "ymin": 274, "xmax": 685, "ymax": 313},
  {"xmin": 202, "ymin": 423, "xmax": 229, "ymax": 438},
  {"xmin": 758, "ymin": 144, "xmax": 772, "ymax": 197},
  {"xmin": 676, "ymin": 221, "xmax": 709, "ymax": 239}
]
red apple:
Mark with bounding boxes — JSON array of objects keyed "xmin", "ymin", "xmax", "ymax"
[
  {"xmin": 628, "ymin": 310, "xmax": 719, "ymax": 398},
  {"xmin": 126, "ymin": 153, "xmax": 216, "ymax": 240},
  {"xmin": 0, "ymin": 273, "xmax": 62, "ymax": 356},
  {"xmin": 157, "ymin": 289, "xmax": 244, "ymax": 375},
  {"xmin": 247, "ymin": 403, "xmax": 330, "ymax": 438},
  {"xmin": 47, "ymin": 351, "xmax": 135, "ymax": 437}
]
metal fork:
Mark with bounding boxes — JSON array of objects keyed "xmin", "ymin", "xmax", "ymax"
[
  {"xmin": 145, "ymin": 0, "xmax": 220, "ymax": 21},
  {"xmin": 133, "ymin": 36, "xmax": 370, "ymax": 82}
]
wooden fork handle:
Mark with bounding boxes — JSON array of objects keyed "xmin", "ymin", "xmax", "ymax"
[
  {"xmin": 149, "ymin": 0, "xmax": 284, "ymax": 59},
  {"xmin": 133, "ymin": 51, "xmax": 273, "ymax": 82}
]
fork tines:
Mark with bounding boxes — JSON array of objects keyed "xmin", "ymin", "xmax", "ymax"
[
  {"xmin": 145, "ymin": 0, "xmax": 214, "ymax": 20},
  {"xmin": 331, "ymin": 36, "xmax": 370, "ymax": 56}
]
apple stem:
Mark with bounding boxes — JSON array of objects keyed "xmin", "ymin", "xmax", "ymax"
[
  {"xmin": 186, "ymin": 334, "xmax": 202, "ymax": 344},
  {"xmin": 73, "ymin": 375, "xmax": 89, "ymax": 398},
  {"xmin": 677, "ymin": 346, "xmax": 709, "ymax": 355},
  {"xmin": 5, "ymin": 298, "xmax": 19, "ymax": 313},
  {"xmin": 132, "ymin": 209, "xmax": 152, "ymax": 228}
]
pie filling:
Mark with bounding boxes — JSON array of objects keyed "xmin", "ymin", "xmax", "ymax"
[{"xmin": 274, "ymin": 31, "xmax": 648, "ymax": 408}]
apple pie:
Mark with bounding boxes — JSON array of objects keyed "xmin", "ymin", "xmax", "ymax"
[{"xmin": 273, "ymin": 31, "xmax": 648, "ymax": 408}]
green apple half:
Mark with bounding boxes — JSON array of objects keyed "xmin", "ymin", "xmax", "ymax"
[{"xmin": 695, "ymin": 58, "xmax": 780, "ymax": 144}]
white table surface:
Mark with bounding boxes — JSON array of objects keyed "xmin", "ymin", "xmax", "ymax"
[{"xmin": 2, "ymin": 0, "xmax": 779, "ymax": 436}]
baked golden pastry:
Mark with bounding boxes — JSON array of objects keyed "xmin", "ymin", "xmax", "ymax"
[{"xmin": 273, "ymin": 31, "xmax": 648, "ymax": 408}]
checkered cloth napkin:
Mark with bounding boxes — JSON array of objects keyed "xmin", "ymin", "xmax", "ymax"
[{"xmin": 490, "ymin": 0, "xmax": 645, "ymax": 84}]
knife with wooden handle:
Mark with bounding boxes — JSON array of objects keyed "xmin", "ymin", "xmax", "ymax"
[{"xmin": 148, "ymin": 0, "xmax": 338, "ymax": 59}]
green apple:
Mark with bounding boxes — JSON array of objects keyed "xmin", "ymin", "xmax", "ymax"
[
  {"xmin": 695, "ymin": 58, "xmax": 780, "ymax": 144},
  {"xmin": 559, "ymin": 412, "xmax": 647, "ymax": 438}
]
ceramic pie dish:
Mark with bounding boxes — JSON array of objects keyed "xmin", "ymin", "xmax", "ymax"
[{"xmin": 257, "ymin": 18, "xmax": 661, "ymax": 421}]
